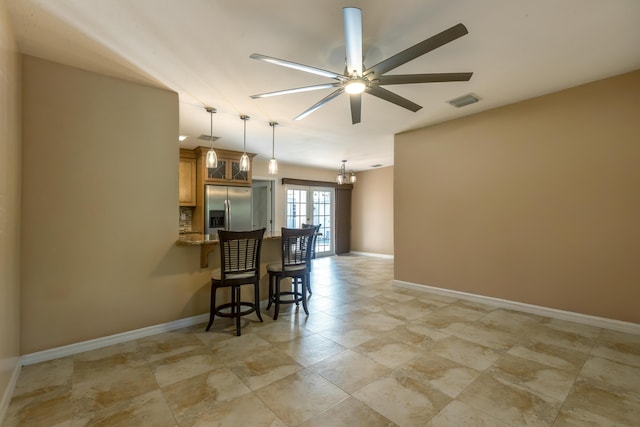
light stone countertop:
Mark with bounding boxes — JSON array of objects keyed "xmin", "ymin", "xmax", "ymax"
[{"xmin": 176, "ymin": 232, "xmax": 282, "ymax": 246}]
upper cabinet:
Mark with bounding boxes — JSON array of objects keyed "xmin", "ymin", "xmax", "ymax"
[
  {"xmin": 179, "ymin": 149, "xmax": 197, "ymax": 206},
  {"xmin": 194, "ymin": 147, "xmax": 255, "ymax": 186}
]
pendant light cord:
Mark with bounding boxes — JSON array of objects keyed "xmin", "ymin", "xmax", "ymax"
[{"xmin": 243, "ymin": 118, "xmax": 247, "ymax": 152}]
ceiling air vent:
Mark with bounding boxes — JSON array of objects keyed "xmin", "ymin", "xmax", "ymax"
[
  {"xmin": 198, "ymin": 134, "xmax": 221, "ymax": 142},
  {"xmin": 448, "ymin": 93, "xmax": 480, "ymax": 108}
]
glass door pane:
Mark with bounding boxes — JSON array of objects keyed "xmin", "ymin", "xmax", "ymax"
[
  {"xmin": 286, "ymin": 188, "xmax": 308, "ymax": 228},
  {"xmin": 312, "ymin": 189, "xmax": 332, "ymax": 256},
  {"xmin": 285, "ymin": 186, "xmax": 334, "ymax": 256}
]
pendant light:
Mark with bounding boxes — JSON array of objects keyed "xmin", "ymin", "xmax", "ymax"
[
  {"xmin": 239, "ymin": 115, "xmax": 250, "ymax": 172},
  {"xmin": 268, "ymin": 121, "xmax": 279, "ymax": 175},
  {"xmin": 336, "ymin": 160, "xmax": 356, "ymax": 184},
  {"xmin": 205, "ymin": 107, "xmax": 218, "ymax": 168}
]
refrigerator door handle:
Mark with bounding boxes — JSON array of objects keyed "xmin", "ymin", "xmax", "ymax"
[{"xmin": 224, "ymin": 199, "xmax": 230, "ymax": 231}]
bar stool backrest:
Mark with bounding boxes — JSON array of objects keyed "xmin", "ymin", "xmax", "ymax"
[
  {"xmin": 218, "ymin": 228, "xmax": 266, "ymax": 279},
  {"xmin": 302, "ymin": 223, "xmax": 321, "ymax": 259},
  {"xmin": 280, "ymin": 227, "xmax": 315, "ymax": 272}
]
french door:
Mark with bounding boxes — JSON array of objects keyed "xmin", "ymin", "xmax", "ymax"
[{"xmin": 285, "ymin": 186, "xmax": 333, "ymax": 256}]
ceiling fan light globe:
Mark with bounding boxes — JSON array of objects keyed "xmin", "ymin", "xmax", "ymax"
[{"xmin": 345, "ymin": 80, "xmax": 366, "ymax": 94}]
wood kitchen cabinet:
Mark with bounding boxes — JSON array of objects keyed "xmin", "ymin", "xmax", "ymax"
[
  {"xmin": 194, "ymin": 147, "xmax": 255, "ymax": 186},
  {"xmin": 179, "ymin": 149, "xmax": 197, "ymax": 206}
]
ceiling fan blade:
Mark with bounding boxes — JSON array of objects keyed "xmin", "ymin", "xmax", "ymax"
[
  {"xmin": 350, "ymin": 93, "xmax": 362, "ymax": 124},
  {"xmin": 250, "ymin": 53, "xmax": 345, "ymax": 80},
  {"xmin": 250, "ymin": 83, "xmax": 341, "ymax": 99},
  {"xmin": 367, "ymin": 86, "xmax": 422, "ymax": 112},
  {"xmin": 343, "ymin": 7, "xmax": 363, "ymax": 76},
  {"xmin": 377, "ymin": 72, "xmax": 473, "ymax": 85},
  {"xmin": 294, "ymin": 88, "xmax": 345, "ymax": 121},
  {"xmin": 365, "ymin": 23, "xmax": 469, "ymax": 77}
]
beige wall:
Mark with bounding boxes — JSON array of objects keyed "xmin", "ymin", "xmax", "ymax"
[
  {"xmin": 0, "ymin": 0, "xmax": 21, "ymax": 412},
  {"xmin": 20, "ymin": 56, "xmax": 201, "ymax": 354},
  {"xmin": 395, "ymin": 70, "xmax": 640, "ymax": 323},
  {"xmin": 351, "ymin": 167, "xmax": 394, "ymax": 255}
]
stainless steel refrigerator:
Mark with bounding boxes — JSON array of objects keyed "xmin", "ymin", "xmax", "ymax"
[{"xmin": 204, "ymin": 185, "xmax": 252, "ymax": 235}]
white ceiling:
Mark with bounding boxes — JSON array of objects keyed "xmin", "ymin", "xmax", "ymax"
[{"xmin": 7, "ymin": 0, "xmax": 640, "ymax": 172}]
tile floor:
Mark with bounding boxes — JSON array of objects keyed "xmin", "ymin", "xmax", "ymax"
[{"xmin": 5, "ymin": 255, "xmax": 640, "ymax": 426}]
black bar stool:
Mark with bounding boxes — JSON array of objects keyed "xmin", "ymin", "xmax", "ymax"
[
  {"xmin": 266, "ymin": 227, "xmax": 316, "ymax": 320},
  {"xmin": 206, "ymin": 228, "xmax": 266, "ymax": 336}
]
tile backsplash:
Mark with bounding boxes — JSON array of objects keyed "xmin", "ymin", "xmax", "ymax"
[{"xmin": 179, "ymin": 207, "xmax": 193, "ymax": 233}]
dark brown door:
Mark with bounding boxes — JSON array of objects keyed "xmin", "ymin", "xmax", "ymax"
[{"xmin": 335, "ymin": 188, "xmax": 352, "ymax": 254}]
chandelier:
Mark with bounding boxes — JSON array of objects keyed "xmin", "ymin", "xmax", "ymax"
[{"xmin": 336, "ymin": 160, "xmax": 356, "ymax": 185}]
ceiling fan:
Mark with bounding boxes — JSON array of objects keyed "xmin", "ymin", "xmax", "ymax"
[{"xmin": 249, "ymin": 7, "xmax": 473, "ymax": 124}]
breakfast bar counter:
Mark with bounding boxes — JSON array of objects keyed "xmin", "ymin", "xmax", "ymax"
[{"xmin": 176, "ymin": 232, "xmax": 282, "ymax": 268}]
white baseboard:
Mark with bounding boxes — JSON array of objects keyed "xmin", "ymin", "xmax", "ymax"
[
  {"xmin": 0, "ymin": 358, "xmax": 21, "ymax": 426},
  {"xmin": 350, "ymin": 251, "xmax": 394, "ymax": 259},
  {"xmin": 21, "ymin": 313, "xmax": 210, "ymax": 366},
  {"xmin": 393, "ymin": 280, "xmax": 640, "ymax": 335},
  {"xmin": 19, "ymin": 278, "xmax": 640, "ymax": 368}
]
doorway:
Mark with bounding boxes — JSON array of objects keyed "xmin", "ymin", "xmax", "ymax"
[
  {"xmin": 285, "ymin": 185, "xmax": 334, "ymax": 256},
  {"xmin": 252, "ymin": 180, "xmax": 274, "ymax": 234}
]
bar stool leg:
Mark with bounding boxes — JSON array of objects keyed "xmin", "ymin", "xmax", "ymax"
[
  {"xmin": 274, "ymin": 278, "xmax": 281, "ymax": 320},
  {"xmin": 232, "ymin": 286, "xmax": 239, "ymax": 336},
  {"xmin": 254, "ymin": 279, "xmax": 263, "ymax": 322},
  {"xmin": 301, "ymin": 276, "xmax": 309, "ymax": 315},
  {"xmin": 206, "ymin": 284, "xmax": 216, "ymax": 331},
  {"xmin": 267, "ymin": 274, "xmax": 274, "ymax": 310}
]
